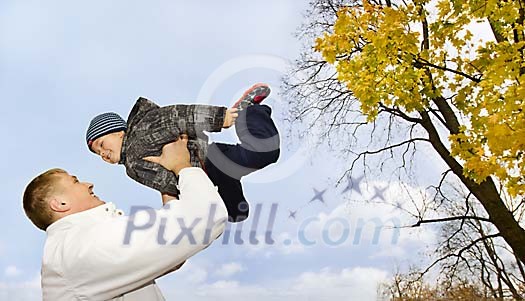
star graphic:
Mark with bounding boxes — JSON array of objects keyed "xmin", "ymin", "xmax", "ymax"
[
  {"xmin": 342, "ymin": 174, "xmax": 364, "ymax": 195},
  {"xmin": 309, "ymin": 188, "xmax": 327, "ymax": 205},
  {"xmin": 372, "ymin": 186, "xmax": 388, "ymax": 201},
  {"xmin": 288, "ymin": 210, "xmax": 298, "ymax": 220}
]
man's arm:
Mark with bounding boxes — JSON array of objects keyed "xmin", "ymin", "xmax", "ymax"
[
  {"xmin": 72, "ymin": 139, "xmax": 228, "ymax": 300},
  {"xmin": 126, "ymin": 160, "xmax": 180, "ymax": 198},
  {"xmin": 125, "ymin": 134, "xmax": 194, "ymax": 200}
]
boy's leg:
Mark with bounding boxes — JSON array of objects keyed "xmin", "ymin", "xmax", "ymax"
[
  {"xmin": 205, "ymin": 157, "xmax": 249, "ymax": 223},
  {"xmin": 206, "ymin": 104, "xmax": 280, "ymax": 180}
]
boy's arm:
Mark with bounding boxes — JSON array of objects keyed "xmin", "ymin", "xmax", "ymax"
[
  {"xmin": 174, "ymin": 104, "xmax": 228, "ymax": 133},
  {"xmin": 126, "ymin": 159, "xmax": 180, "ymax": 197}
]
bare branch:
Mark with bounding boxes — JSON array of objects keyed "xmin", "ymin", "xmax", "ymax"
[{"xmin": 411, "ymin": 215, "xmax": 492, "ymax": 227}]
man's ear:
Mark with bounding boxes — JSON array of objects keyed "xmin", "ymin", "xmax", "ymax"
[{"xmin": 49, "ymin": 197, "xmax": 70, "ymax": 213}]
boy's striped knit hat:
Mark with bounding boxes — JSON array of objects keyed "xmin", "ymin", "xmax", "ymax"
[{"xmin": 86, "ymin": 112, "xmax": 127, "ymax": 151}]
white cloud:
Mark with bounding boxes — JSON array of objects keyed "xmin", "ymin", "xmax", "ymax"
[
  {"xmin": 233, "ymin": 179, "xmax": 437, "ymax": 265},
  {"xmin": 240, "ymin": 180, "xmax": 437, "ymax": 257},
  {"xmin": 242, "ymin": 232, "xmax": 306, "ymax": 258},
  {"xmin": 306, "ymin": 180, "xmax": 438, "ymax": 251},
  {"xmin": 215, "ymin": 262, "xmax": 245, "ymax": 278},
  {"xmin": 176, "ymin": 261, "xmax": 208, "ymax": 284},
  {"xmin": 291, "ymin": 267, "xmax": 389, "ymax": 300},
  {"xmin": 195, "ymin": 280, "xmax": 270, "ymax": 299},
  {"xmin": 161, "ymin": 266, "xmax": 389, "ymax": 301},
  {"xmin": 0, "ymin": 274, "xmax": 41, "ymax": 301},
  {"xmin": 4, "ymin": 266, "xmax": 22, "ymax": 278}
]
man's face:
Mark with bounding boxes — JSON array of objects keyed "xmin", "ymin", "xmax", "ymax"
[
  {"xmin": 90, "ymin": 131, "xmax": 124, "ymax": 164},
  {"xmin": 55, "ymin": 173, "xmax": 105, "ymax": 214}
]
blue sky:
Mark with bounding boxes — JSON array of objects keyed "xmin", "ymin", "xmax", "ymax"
[{"xmin": 0, "ymin": 1, "xmax": 445, "ymax": 300}]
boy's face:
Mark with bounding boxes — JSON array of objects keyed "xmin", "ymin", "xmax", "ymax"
[{"xmin": 90, "ymin": 131, "xmax": 124, "ymax": 164}]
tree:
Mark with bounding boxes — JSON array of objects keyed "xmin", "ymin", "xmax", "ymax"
[
  {"xmin": 285, "ymin": 0, "xmax": 525, "ymax": 266},
  {"xmin": 414, "ymin": 183, "xmax": 525, "ymax": 299},
  {"xmin": 378, "ymin": 269, "xmax": 507, "ymax": 300}
]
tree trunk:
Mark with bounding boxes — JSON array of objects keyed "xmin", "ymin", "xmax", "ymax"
[{"xmin": 420, "ymin": 111, "xmax": 525, "ymax": 264}]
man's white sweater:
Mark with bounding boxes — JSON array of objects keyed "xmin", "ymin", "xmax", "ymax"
[{"xmin": 42, "ymin": 168, "xmax": 228, "ymax": 300}]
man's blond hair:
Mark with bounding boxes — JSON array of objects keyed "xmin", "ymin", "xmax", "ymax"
[{"xmin": 23, "ymin": 168, "xmax": 67, "ymax": 231}]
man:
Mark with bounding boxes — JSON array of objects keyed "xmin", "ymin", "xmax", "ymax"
[{"xmin": 23, "ymin": 137, "xmax": 228, "ymax": 300}]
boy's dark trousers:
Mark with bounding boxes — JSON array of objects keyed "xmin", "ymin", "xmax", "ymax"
[{"xmin": 204, "ymin": 104, "xmax": 280, "ymax": 222}]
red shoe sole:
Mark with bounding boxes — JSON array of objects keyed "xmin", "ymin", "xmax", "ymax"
[{"xmin": 233, "ymin": 83, "xmax": 270, "ymax": 108}]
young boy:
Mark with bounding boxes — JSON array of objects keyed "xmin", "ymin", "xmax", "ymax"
[{"xmin": 85, "ymin": 84, "xmax": 280, "ymax": 222}]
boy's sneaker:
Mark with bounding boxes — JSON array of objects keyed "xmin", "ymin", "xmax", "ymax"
[{"xmin": 233, "ymin": 83, "xmax": 271, "ymax": 110}]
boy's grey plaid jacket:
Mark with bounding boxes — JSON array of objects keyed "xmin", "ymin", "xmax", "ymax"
[{"xmin": 119, "ymin": 97, "xmax": 227, "ymax": 196}]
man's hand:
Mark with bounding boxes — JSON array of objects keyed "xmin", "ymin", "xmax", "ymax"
[
  {"xmin": 143, "ymin": 135, "xmax": 192, "ymax": 175},
  {"xmin": 161, "ymin": 193, "xmax": 177, "ymax": 204},
  {"xmin": 223, "ymin": 108, "xmax": 239, "ymax": 128}
]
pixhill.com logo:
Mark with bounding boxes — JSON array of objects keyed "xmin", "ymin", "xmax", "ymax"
[{"xmin": 122, "ymin": 174, "xmax": 401, "ymax": 248}]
